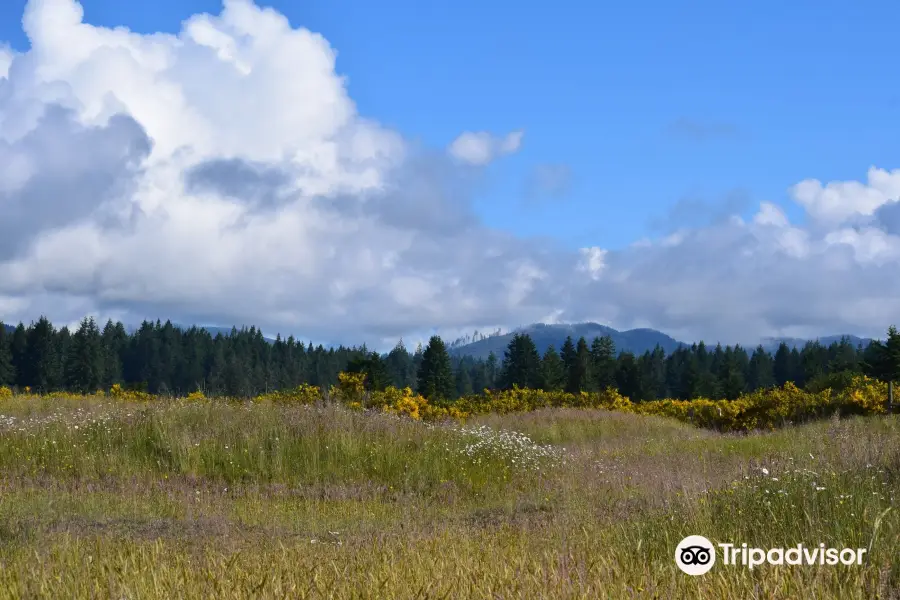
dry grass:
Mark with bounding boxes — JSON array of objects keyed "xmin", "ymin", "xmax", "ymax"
[{"xmin": 0, "ymin": 397, "xmax": 897, "ymax": 598}]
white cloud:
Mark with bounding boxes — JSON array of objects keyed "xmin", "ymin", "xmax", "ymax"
[
  {"xmin": 4, "ymin": 0, "xmax": 900, "ymax": 349},
  {"xmin": 447, "ymin": 129, "xmax": 523, "ymax": 165},
  {"xmin": 578, "ymin": 247, "xmax": 606, "ymax": 280},
  {"xmin": 790, "ymin": 167, "xmax": 900, "ymax": 226},
  {"xmin": 0, "ymin": 44, "xmax": 14, "ymax": 79}
]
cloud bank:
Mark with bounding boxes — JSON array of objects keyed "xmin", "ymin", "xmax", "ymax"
[{"xmin": 2, "ymin": 0, "xmax": 900, "ymax": 349}]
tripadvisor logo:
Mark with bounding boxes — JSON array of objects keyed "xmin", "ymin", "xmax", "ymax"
[
  {"xmin": 675, "ymin": 535, "xmax": 716, "ymax": 575},
  {"xmin": 675, "ymin": 535, "xmax": 868, "ymax": 575}
]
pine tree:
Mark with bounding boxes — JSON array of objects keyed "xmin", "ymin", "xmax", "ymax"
[
  {"xmin": 615, "ymin": 351, "xmax": 642, "ymax": 400},
  {"xmin": 386, "ymin": 340, "xmax": 414, "ymax": 389},
  {"xmin": 678, "ymin": 352, "xmax": 700, "ymax": 400},
  {"xmin": 499, "ymin": 333, "xmax": 543, "ymax": 390},
  {"xmin": 540, "ymin": 345, "xmax": 565, "ymax": 391},
  {"xmin": 719, "ymin": 346, "xmax": 745, "ymax": 400},
  {"xmin": 25, "ymin": 317, "xmax": 61, "ymax": 392},
  {"xmin": 485, "ymin": 352, "xmax": 499, "ymax": 390},
  {"xmin": 65, "ymin": 317, "xmax": 104, "ymax": 392},
  {"xmin": 560, "ymin": 336, "xmax": 576, "ymax": 391},
  {"xmin": 454, "ymin": 364, "xmax": 473, "ymax": 397},
  {"xmin": 207, "ymin": 341, "xmax": 227, "ymax": 394},
  {"xmin": 416, "ymin": 336, "xmax": 454, "ymax": 400},
  {"xmin": 566, "ymin": 337, "xmax": 592, "ymax": 393},
  {"xmin": 864, "ymin": 325, "xmax": 900, "ymax": 382},
  {"xmin": 0, "ymin": 323, "xmax": 14, "ymax": 386},
  {"xmin": 590, "ymin": 336, "xmax": 617, "ymax": 391},
  {"xmin": 346, "ymin": 351, "xmax": 391, "ymax": 391},
  {"xmin": 773, "ymin": 343, "xmax": 793, "ymax": 387},
  {"xmin": 100, "ymin": 320, "xmax": 127, "ymax": 389},
  {"xmin": 747, "ymin": 346, "xmax": 775, "ymax": 390},
  {"xmin": 10, "ymin": 324, "xmax": 26, "ymax": 388}
]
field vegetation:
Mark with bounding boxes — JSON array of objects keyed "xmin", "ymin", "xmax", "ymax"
[{"xmin": 0, "ymin": 385, "xmax": 897, "ymax": 598}]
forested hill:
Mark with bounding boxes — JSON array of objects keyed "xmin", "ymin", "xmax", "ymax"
[
  {"xmin": 0, "ymin": 316, "xmax": 886, "ymax": 403},
  {"xmin": 448, "ymin": 322, "xmax": 873, "ymax": 359},
  {"xmin": 449, "ymin": 323, "xmax": 684, "ymax": 359}
]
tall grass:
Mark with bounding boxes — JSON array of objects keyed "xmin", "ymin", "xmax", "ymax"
[{"xmin": 0, "ymin": 396, "xmax": 897, "ymax": 598}]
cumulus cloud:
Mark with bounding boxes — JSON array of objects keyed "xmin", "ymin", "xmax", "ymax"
[
  {"xmin": 3, "ymin": 0, "xmax": 900, "ymax": 349},
  {"xmin": 0, "ymin": 44, "xmax": 14, "ymax": 79},
  {"xmin": 447, "ymin": 129, "xmax": 523, "ymax": 165},
  {"xmin": 790, "ymin": 167, "xmax": 900, "ymax": 226}
]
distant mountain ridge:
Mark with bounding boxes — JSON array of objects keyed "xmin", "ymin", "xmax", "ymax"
[
  {"xmin": 1, "ymin": 320, "xmax": 876, "ymax": 357},
  {"xmin": 759, "ymin": 335, "xmax": 873, "ymax": 353},
  {"xmin": 449, "ymin": 323, "xmax": 685, "ymax": 359},
  {"xmin": 449, "ymin": 322, "xmax": 874, "ymax": 360}
]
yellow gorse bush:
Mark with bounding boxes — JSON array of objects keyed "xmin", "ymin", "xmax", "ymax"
[
  {"xmin": 254, "ymin": 383, "xmax": 321, "ymax": 405},
  {"xmin": 0, "ymin": 373, "xmax": 892, "ymax": 430}
]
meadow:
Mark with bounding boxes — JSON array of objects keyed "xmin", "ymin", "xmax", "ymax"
[{"xmin": 0, "ymin": 388, "xmax": 897, "ymax": 598}]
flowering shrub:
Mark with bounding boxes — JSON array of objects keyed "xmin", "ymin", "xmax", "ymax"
[
  {"xmin": 328, "ymin": 372, "xmax": 366, "ymax": 404},
  {"xmin": 2, "ymin": 373, "xmax": 892, "ymax": 431},
  {"xmin": 186, "ymin": 390, "xmax": 207, "ymax": 402},
  {"xmin": 109, "ymin": 383, "xmax": 155, "ymax": 402},
  {"xmin": 254, "ymin": 383, "xmax": 321, "ymax": 405}
]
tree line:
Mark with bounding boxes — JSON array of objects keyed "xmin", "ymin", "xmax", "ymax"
[{"xmin": 1, "ymin": 316, "xmax": 899, "ymax": 401}]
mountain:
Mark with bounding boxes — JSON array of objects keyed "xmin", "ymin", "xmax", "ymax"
[
  {"xmin": 2, "ymin": 324, "xmax": 13, "ymax": 334},
  {"xmin": 760, "ymin": 335, "xmax": 873, "ymax": 353},
  {"xmin": 450, "ymin": 323, "xmax": 876, "ymax": 360},
  {"xmin": 449, "ymin": 323, "xmax": 685, "ymax": 360}
]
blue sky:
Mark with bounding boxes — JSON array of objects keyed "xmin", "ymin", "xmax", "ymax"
[
  {"xmin": 3, "ymin": 0, "xmax": 900, "ymax": 347},
  {"xmin": 4, "ymin": 0, "xmax": 899, "ymax": 250}
]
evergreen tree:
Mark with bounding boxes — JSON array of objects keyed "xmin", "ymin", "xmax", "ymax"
[
  {"xmin": 346, "ymin": 351, "xmax": 391, "ymax": 391},
  {"xmin": 416, "ymin": 336, "xmax": 454, "ymax": 400},
  {"xmin": 828, "ymin": 337, "xmax": 859, "ymax": 374},
  {"xmin": 615, "ymin": 351, "xmax": 642, "ymax": 400},
  {"xmin": 10, "ymin": 324, "xmax": 26, "ymax": 388},
  {"xmin": 100, "ymin": 320, "xmax": 127, "ymax": 389},
  {"xmin": 540, "ymin": 345, "xmax": 565, "ymax": 391},
  {"xmin": 454, "ymin": 364, "xmax": 473, "ymax": 397},
  {"xmin": 864, "ymin": 325, "xmax": 900, "ymax": 382},
  {"xmin": 206, "ymin": 340, "xmax": 227, "ymax": 394},
  {"xmin": 0, "ymin": 324, "xmax": 14, "ymax": 386},
  {"xmin": 800, "ymin": 341, "xmax": 828, "ymax": 385},
  {"xmin": 590, "ymin": 336, "xmax": 617, "ymax": 391},
  {"xmin": 747, "ymin": 346, "xmax": 775, "ymax": 390},
  {"xmin": 65, "ymin": 317, "xmax": 104, "ymax": 392},
  {"xmin": 678, "ymin": 352, "xmax": 700, "ymax": 400},
  {"xmin": 25, "ymin": 317, "xmax": 61, "ymax": 392},
  {"xmin": 773, "ymin": 343, "xmax": 793, "ymax": 387},
  {"xmin": 560, "ymin": 336, "xmax": 576, "ymax": 391},
  {"xmin": 485, "ymin": 351, "xmax": 499, "ymax": 390},
  {"xmin": 789, "ymin": 348, "xmax": 804, "ymax": 387},
  {"xmin": 499, "ymin": 333, "xmax": 543, "ymax": 390},
  {"xmin": 639, "ymin": 346, "xmax": 667, "ymax": 400},
  {"xmin": 564, "ymin": 337, "xmax": 591, "ymax": 393},
  {"xmin": 718, "ymin": 346, "xmax": 745, "ymax": 400},
  {"xmin": 386, "ymin": 340, "xmax": 414, "ymax": 389}
]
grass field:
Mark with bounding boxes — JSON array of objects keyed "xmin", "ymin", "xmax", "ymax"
[{"xmin": 0, "ymin": 395, "xmax": 897, "ymax": 598}]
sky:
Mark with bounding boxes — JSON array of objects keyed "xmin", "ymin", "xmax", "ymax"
[{"xmin": 1, "ymin": 0, "xmax": 900, "ymax": 350}]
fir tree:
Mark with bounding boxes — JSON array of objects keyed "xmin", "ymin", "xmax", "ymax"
[
  {"xmin": 0, "ymin": 323, "xmax": 14, "ymax": 386},
  {"xmin": 540, "ymin": 345, "xmax": 565, "ymax": 391},
  {"xmin": 499, "ymin": 333, "xmax": 543, "ymax": 390},
  {"xmin": 416, "ymin": 336, "xmax": 454, "ymax": 400}
]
